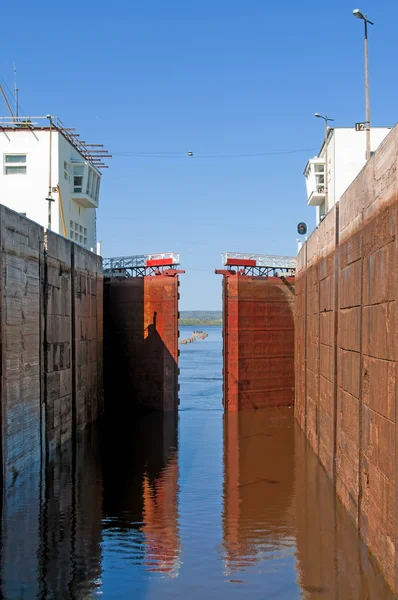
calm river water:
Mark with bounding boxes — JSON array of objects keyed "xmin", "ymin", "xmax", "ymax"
[{"xmin": 2, "ymin": 326, "xmax": 396, "ymax": 598}]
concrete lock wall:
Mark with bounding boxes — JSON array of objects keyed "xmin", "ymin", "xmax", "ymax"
[
  {"xmin": 0, "ymin": 205, "xmax": 103, "ymax": 485},
  {"xmin": 72, "ymin": 244, "xmax": 104, "ymax": 432},
  {"xmin": 0, "ymin": 207, "xmax": 43, "ymax": 487},
  {"xmin": 44, "ymin": 233, "xmax": 103, "ymax": 451},
  {"xmin": 222, "ymin": 274, "xmax": 295, "ymax": 411},
  {"xmin": 295, "ymin": 125, "xmax": 398, "ymax": 592}
]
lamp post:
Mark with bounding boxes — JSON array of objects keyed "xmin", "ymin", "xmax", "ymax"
[
  {"xmin": 353, "ymin": 9, "xmax": 374, "ymax": 161},
  {"xmin": 46, "ymin": 114, "xmax": 55, "ymax": 230},
  {"xmin": 315, "ymin": 113, "xmax": 334, "ymax": 214}
]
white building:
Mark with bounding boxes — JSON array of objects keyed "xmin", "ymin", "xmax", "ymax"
[
  {"xmin": 0, "ymin": 116, "xmax": 109, "ymax": 251},
  {"xmin": 304, "ymin": 127, "xmax": 392, "ymax": 225}
]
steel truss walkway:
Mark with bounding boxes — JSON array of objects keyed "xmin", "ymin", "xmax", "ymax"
[
  {"xmin": 103, "ymin": 253, "xmax": 182, "ymax": 277},
  {"xmin": 217, "ymin": 252, "xmax": 296, "ymax": 277}
]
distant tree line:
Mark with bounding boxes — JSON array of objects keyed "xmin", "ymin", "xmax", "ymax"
[
  {"xmin": 179, "ymin": 310, "xmax": 221, "ymax": 320},
  {"xmin": 179, "ymin": 318, "xmax": 222, "ymax": 327}
]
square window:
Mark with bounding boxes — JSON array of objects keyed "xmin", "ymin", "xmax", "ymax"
[
  {"xmin": 70, "ymin": 230, "xmax": 74, "ymax": 238},
  {"xmin": 84, "ymin": 237, "xmax": 87, "ymax": 245},
  {"xmin": 84, "ymin": 227, "xmax": 87, "ymax": 235},
  {"xmin": 4, "ymin": 154, "xmax": 27, "ymax": 174},
  {"xmin": 73, "ymin": 166, "xmax": 84, "ymax": 192},
  {"xmin": 70, "ymin": 220, "xmax": 74, "ymax": 228},
  {"xmin": 80, "ymin": 225, "xmax": 83, "ymax": 233},
  {"xmin": 75, "ymin": 223, "xmax": 79, "ymax": 231},
  {"xmin": 79, "ymin": 235, "xmax": 83, "ymax": 243},
  {"xmin": 73, "ymin": 176, "xmax": 83, "ymax": 192}
]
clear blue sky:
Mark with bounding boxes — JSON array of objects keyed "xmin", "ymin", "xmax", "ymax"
[{"xmin": 1, "ymin": 1, "xmax": 397, "ymax": 310}]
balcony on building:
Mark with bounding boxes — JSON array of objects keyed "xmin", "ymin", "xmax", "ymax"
[
  {"xmin": 304, "ymin": 158, "xmax": 326, "ymax": 206},
  {"xmin": 71, "ymin": 161, "xmax": 100, "ymax": 208}
]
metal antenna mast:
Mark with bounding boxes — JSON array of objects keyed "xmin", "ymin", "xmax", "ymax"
[{"xmin": 13, "ymin": 64, "xmax": 19, "ymax": 119}]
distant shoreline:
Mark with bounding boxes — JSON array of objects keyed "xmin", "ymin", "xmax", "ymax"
[
  {"xmin": 179, "ymin": 311, "xmax": 222, "ymax": 327},
  {"xmin": 179, "ymin": 319, "xmax": 222, "ymax": 327}
]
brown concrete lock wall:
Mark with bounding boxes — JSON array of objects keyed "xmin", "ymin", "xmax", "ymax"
[
  {"xmin": 104, "ymin": 273, "xmax": 180, "ymax": 412},
  {"xmin": 0, "ymin": 206, "xmax": 103, "ymax": 485},
  {"xmin": 72, "ymin": 244, "xmax": 104, "ymax": 433},
  {"xmin": 0, "ymin": 206, "xmax": 43, "ymax": 486},
  {"xmin": 44, "ymin": 233, "xmax": 103, "ymax": 450},
  {"xmin": 295, "ymin": 125, "xmax": 398, "ymax": 593},
  {"xmin": 222, "ymin": 274, "xmax": 295, "ymax": 411},
  {"xmin": 44, "ymin": 232, "xmax": 74, "ymax": 453}
]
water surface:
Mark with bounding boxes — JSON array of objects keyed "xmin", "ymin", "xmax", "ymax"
[{"xmin": 2, "ymin": 326, "xmax": 395, "ymax": 598}]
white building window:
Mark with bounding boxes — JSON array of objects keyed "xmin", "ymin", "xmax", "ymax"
[
  {"xmin": 4, "ymin": 154, "xmax": 27, "ymax": 175},
  {"xmin": 64, "ymin": 161, "xmax": 69, "ymax": 180},
  {"xmin": 314, "ymin": 164, "xmax": 325, "ymax": 193},
  {"xmin": 92, "ymin": 173, "xmax": 99, "ymax": 199},
  {"xmin": 87, "ymin": 169, "xmax": 92, "ymax": 195},
  {"xmin": 92, "ymin": 174, "xmax": 100, "ymax": 201},
  {"xmin": 73, "ymin": 166, "xmax": 84, "ymax": 192}
]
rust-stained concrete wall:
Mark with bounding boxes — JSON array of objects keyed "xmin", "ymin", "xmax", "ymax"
[
  {"xmin": 295, "ymin": 125, "xmax": 398, "ymax": 592},
  {"xmin": 104, "ymin": 274, "xmax": 180, "ymax": 413},
  {"xmin": 0, "ymin": 207, "xmax": 103, "ymax": 485},
  {"xmin": 221, "ymin": 274, "xmax": 295, "ymax": 411}
]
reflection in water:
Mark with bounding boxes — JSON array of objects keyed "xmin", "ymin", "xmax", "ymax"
[
  {"xmin": 0, "ymin": 411, "xmax": 179, "ymax": 599},
  {"xmin": 39, "ymin": 434, "xmax": 103, "ymax": 599},
  {"xmin": 0, "ymin": 327, "xmax": 395, "ymax": 598},
  {"xmin": 222, "ymin": 408, "xmax": 295, "ymax": 575},
  {"xmin": 0, "ymin": 432, "xmax": 103, "ymax": 600},
  {"xmin": 101, "ymin": 411, "xmax": 180, "ymax": 579},
  {"xmin": 222, "ymin": 406, "xmax": 396, "ymax": 598},
  {"xmin": 295, "ymin": 429, "xmax": 396, "ymax": 600},
  {"xmin": 0, "ymin": 457, "xmax": 41, "ymax": 599},
  {"xmin": 142, "ymin": 455, "xmax": 179, "ymax": 576}
]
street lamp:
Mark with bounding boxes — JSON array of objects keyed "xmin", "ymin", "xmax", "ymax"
[
  {"xmin": 46, "ymin": 114, "xmax": 54, "ymax": 230},
  {"xmin": 315, "ymin": 113, "xmax": 334, "ymax": 214},
  {"xmin": 353, "ymin": 9, "xmax": 374, "ymax": 161}
]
